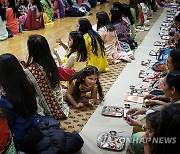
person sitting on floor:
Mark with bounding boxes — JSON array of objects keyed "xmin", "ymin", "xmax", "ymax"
[
  {"xmin": 0, "ymin": 109, "xmax": 16, "ymax": 154},
  {"xmin": 40, "ymin": 0, "xmax": 54, "ymax": 24},
  {"xmin": 0, "ymin": 53, "xmax": 84, "ymax": 153},
  {"xmin": 23, "ymin": 0, "xmax": 44, "ymax": 30},
  {"xmin": 66, "ymin": 66, "xmax": 104, "ymax": 108},
  {"xmin": 53, "ymin": 31, "xmax": 87, "ymax": 81},
  {"xmin": 127, "ymin": 111, "xmax": 160, "ymax": 154},
  {"xmin": 0, "ymin": 2, "xmax": 8, "ymax": 40},
  {"xmin": 77, "ymin": 18, "xmax": 109, "ymax": 72},
  {"xmin": 152, "ymin": 103, "xmax": 180, "ymax": 154},
  {"xmin": 21, "ymin": 34, "xmax": 69, "ymax": 120},
  {"xmin": 96, "ymin": 11, "xmax": 133, "ymax": 63},
  {"xmin": 5, "ymin": 0, "xmax": 20, "ymax": 35}
]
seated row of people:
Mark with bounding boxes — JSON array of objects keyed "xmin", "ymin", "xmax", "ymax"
[
  {"xmin": 125, "ymin": 10, "xmax": 180, "ymax": 153},
  {"xmin": 0, "ymin": 0, "xmax": 99, "ymax": 40}
]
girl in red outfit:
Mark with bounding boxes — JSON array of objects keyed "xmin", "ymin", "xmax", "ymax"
[{"xmin": 0, "ymin": 109, "xmax": 16, "ymax": 154}]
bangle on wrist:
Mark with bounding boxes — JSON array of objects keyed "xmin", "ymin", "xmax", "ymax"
[{"xmin": 142, "ymin": 124, "xmax": 146, "ymax": 130}]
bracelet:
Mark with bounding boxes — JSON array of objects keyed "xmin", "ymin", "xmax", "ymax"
[{"xmin": 142, "ymin": 124, "xmax": 146, "ymax": 130}]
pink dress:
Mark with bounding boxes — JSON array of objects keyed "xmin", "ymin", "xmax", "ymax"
[{"xmin": 6, "ymin": 8, "xmax": 19, "ymax": 35}]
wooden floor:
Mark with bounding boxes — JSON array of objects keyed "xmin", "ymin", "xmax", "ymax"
[{"xmin": 0, "ymin": 0, "xmax": 129, "ymax": 60}]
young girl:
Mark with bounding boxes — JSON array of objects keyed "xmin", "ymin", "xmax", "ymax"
[
  {"xmin": 23, "ymin": 0, "xmax": 44, "ymax": 30},
  {"xmin": 40, "ymin": 0, "xmax": 54, "ymax": 24},
  {"xmin": 96, "ymin": 11, "xmax": 132, "ymax": 63},
  {"xmin": 66, "ymin": 66, "xmax": 104, "ymax": 108},
  {"xmin": 77, "ymin": 18, "xmax": 109, "ymax": 72},
  {"xmin": 0, "ymin": 53, "xmax": 83, "ymax": 153},
  {"xmin": 129, "ymin": 111, "xmax": 160, "ymax": 154},
  {"xmin": 5, "ymin": 0, "xmax": 20, "ymax": 35},
  {"xmin": 153, "ymin": 104, "xmax": 180, "ymax": 154},
  {"xmin": 0, "ymin": 109, "xmax": 16, "ymax": 154},
  {"xmin": 110, "ymin": 7, "xmax": 131, "ymax": 44},
  {"xmin": 23, "ymin": 34, "xmax": 69, "ymax": 120},
  {"xmin": 53, "ymin": 31, "xmax": 87, "ymax": 81},
  {"xmin": 0, "ymin": 2, "xmax": 8, "ymax": 40},
  {"xmin": 114, "ymin": 2, "xmax": 136, "ymax": 40}
]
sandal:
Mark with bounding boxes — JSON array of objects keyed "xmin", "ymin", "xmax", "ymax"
[
  {"xmin": 161, "ymin": 35, "xmax": 170, "ymax": 40},
  {"xmin": 149, "ymin": 50, "xmax": 158, "ymax": 56},
  {"xmin": 161, "ymin": 23, "xmax": 170, "ymax": 27},
  {"xmin": 154, "ymin": 41, "xmax": 166, "ymax": 46},
  {"xmin": 141, "ymin": 60, "xmax": 152, "ymax": 66},
  {"xmin": 160, "ymin": 27, "xmax": 169, "ymax": 31}
]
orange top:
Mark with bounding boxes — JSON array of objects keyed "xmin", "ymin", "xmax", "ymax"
[{"xmin": 6, "ymin": 8, "xmax": 19, "ymax": 35}]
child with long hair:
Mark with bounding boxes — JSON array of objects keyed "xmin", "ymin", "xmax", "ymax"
[
  {"xmin": 54, "ymin": 31, "xmax": 87, "ymax": 80},
  {"xmin": 153, "ymin": 104, "xmax": 180, "ymax": 154},
  {"xmin": 66, "ymin": 66, "xmax": 104, "ymax": 108},
  {"xmin": 22, "ymin": 34, "xmax": 69, "ymax": 119},
  {"xmin": 0, "ymin": 2, "xmax": 8, "ymax": 40},
  {"xmin": 0, "ymin": 53, "xmax": 83, "ymax": 153},
  {"xmin": 76, "ymin": 18, "xmax": 109, "ymax": 72},
  {"xmin": 128, "ymin": 111, "xmax": 160, "ymax": 154},
  {"xmin": 40, "ymin": 0, "xmax": 54, "ymax": 24},
  {"xmin": 113, "ymin": 2, "xmax": 136, "ymax": 40},
  {"xmin": 53, "ymin": 31, "xmax": 87, "ymax": 80},
  {"xmin": 110, "ymin": 7, "xmax": 130, "ymax": 43},
  {"xmin": 23, "ymin": 0, "xmax": 44, "ymax": 30},
  {"xmin": 96, "ymin": 11, "xmax": 133, "ymax": 63},
  {"xmin": 5, "ymin": 0, "xmax": 20, "ymax": 35}
]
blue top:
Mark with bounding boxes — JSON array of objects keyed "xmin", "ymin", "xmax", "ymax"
[{"xmin": 0, "ymin": 96, "xmax": 42, "ymax": 146}]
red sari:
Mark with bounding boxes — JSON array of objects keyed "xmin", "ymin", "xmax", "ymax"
[
  {"xmin": 0, "ymin": 118, "xmax": 10, "ymax": 152},
  {"xmin": 24, "ymin": 5, "xmax": 44, "ymax": 30}
]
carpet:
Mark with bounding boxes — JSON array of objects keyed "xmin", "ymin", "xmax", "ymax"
[{"xmin": 59, "ymin": 8, "xmax": 164, "ymax": 132}]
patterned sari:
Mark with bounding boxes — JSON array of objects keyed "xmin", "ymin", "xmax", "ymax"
[{"xmin": 25, "ymin": 63, "xmax": 69, "ymax": 119}]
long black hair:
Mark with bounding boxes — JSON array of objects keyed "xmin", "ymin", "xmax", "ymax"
[
  {"xmin": 146, "ymin": 111, "xmax": 160, "ymax": 136},
  {"xmin": 120, "ymin": 4, "xmax": 134, "ymax": 25},
  {"xmin": 169, "ymin": 48, "xmax": 180, "ymax": 71},
  {"xmin": 32, "ymin": 0, "xmax": 43, "ymax": 12},
  {"xmin": 96, "ymin": 11, "xmax": 115, "ymax": 32},
  {"xmin": 129, "ymin": 0, "xmax": 139, "ymax": 19},
  {"xmin": 7, "ymin": 0, "xmax": 20, "ymax": 17},
  {"xmin": 0, "ymin": 2, "xmax": 6, "ymax": 21},
  {"xmin": 69, "ymin": 66, "xmax": 104, "ymax": 101},
  {"xmin": 153, "ymin": 104, "xmax": 180, "ymax": 154},
  {"xmin": 78, "ymin": 18, "xmax": 105, "ymax": 57},
  {"xmin": 110, "ymin": 7, "xmax": 122, "ymax": 25},
  {"xmin": 166, "ymin": 70, "xmax": 180, "ymax": 93},
  {"xmin": 26, "ymin": 34, "xmax": 60, "ymax": 89},
  {"xmin": 67, "ymin": 31, "xmax": 87, "ymax": 62},
  {"xmin": 0, "ymin": 54, "xmax": 37, "ymax": 118}
]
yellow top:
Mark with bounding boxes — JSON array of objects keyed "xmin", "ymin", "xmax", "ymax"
[{"xmin": 84, "ymin": 33, "xmax": 109, "ymax": 72}]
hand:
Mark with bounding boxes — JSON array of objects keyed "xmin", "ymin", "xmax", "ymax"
[
  {"xmin": 126, "ymin": 108, "xmax": 145, "ymax": 117},
  {"xmin": 56, "ymin": 38, "xmax": 63, "ymax": 45},
  {"xmin": 19, "ymin": 59, "xmax": 27, "ymax": 68},
  {"xmin": 151, "ymin": 95, "xmax": 170, "ymax": 102},
  {"xmin": 144, "ymin": 94, "xmax": 154, "ymax": 100},
  {"xmin": 75, "ymin": 102, "xmax": 84, "ymax": 108},
  {"xmin": 145, "ymin": 99, "xmax": 164, "ymax": 107},
  {"xmin": 125, "ymin": 115, "xmax": 143, "ymax": 127},
  {"xmin": 154, "ymin": 63, "xmax": 167, "ymax": 71},
  {"xmin": 52, "ymin": 49, "xmax": 59, "ymax": 56},
  {"xmin": 88, "ymin": 99, "xmax": 94, "ymax": 106}
]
